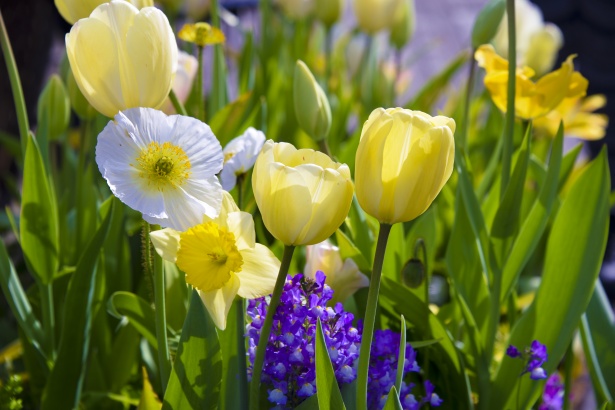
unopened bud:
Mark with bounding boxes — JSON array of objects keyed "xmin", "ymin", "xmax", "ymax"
[
  {"xmin": 293, "ymin": 60, "xmax": 332, "ymax": 142},
  {"xmin": 471, "ymin": 0, "xmax": 506, "ymax": 49},
  {"xmin": 401, "ymin": 258, "xmax": 425, "ymax": 288}
]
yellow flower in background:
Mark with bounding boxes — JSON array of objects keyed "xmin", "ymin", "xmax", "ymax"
[
  {"xmin": 54, "ymin": 0, "xmax": 153, "ymax": 25},
  {"xmin": 353, "ymin": 0, "xmax": 398, "ymax": 34},
  {"xmin": 252, "ymin": 140, "xmax": 354, "ymax": 246},
  {"xmin": 150, "ymin": 193, "xmax": 280, "ymax": 330},
  {"xmin": 66, "ymin": 1, "xmax": 177, "ymax": 118},
  {"xmin": 178, "ymin": 22, "xmax": 225, "ymax": 47},
  {"xmin": 275, "ymin": 0, "xmax": 315, "ymax": 20},
  {"xmin": 305, "ymin": 240, "xmax": 369, "ymax": 304},
  {"xmin": 534, "ymin": 95, "xmax": 608, "ymax": 141},
  {"xmin": 355, "ymin": 108, "xmax": 455, "ymax": 224},
  {"xmin": 475, "ymin": 44, "xmax": 588, "ymax": 119},
  {"xmin": 314, "ymin": 0, "xmax": 342, "ymax": 26}
]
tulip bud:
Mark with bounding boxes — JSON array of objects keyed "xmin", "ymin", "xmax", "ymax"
[
  {"xmin": 275, "ymin": 0, "xmax": 315, "ymax": 20},
  {"xmin": 353, "ymin": 0, "xmax": 398, "ymax": 35},
  {"xmin": 315, "ymin": 0, "xmax": 343, "ymax": 27},
  {"xmin": 294, "ymin": 60, "xmax": 332, "ymax": 142},
  {"xmin": 37, "ymin": 75, "xmax": 70, "ymax": 142},
  {"xmin": 65, "ymin": 1, "xmax": 178, "ymax": 118},
  {"xmin": 471, "ymin": 0, "xmax": 506, "ymax": 50},
  {"xmin": 54, "ymin": 0, "xmax": 153, "ymax": 25},
  {"xmin": 355, "ymin": 108, "xmax": 455, "ymax": 224},
  {"xmin": 252, "ymin": 140, "xmax": 354, "ymax": 246},
  {"xmin": 524, "ymin": 24, "xmax": 563, "ymax": 77},
  {"xmin": 401, "ymin": 258, "xmax": 424, "ymax": 288},
  {"xmin": 390, "ymin": 0, "xmax": 416, "ymax": 49},
  {"xmin": 66, "ymin": 68, "xmax": 97, "ymax": 120}
]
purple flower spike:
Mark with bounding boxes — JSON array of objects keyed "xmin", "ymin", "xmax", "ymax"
[
  {"xmin": 530, "ymin": 340, "xmax": 548, "ymax": 363},
  {"xmin": 539, "ymin": 373, "xmax": 565, "ymax": 410},
  {"xmin": 506, "ymin": 345, "xmax": 521, "ymax": 358},
  {"xmin": 530, "ymin": 367, "xmax": 548, "ymax": 380}
]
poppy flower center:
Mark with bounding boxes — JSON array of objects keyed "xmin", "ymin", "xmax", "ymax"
[{"xmin": 135, "ymin": 141, "xmax": 191, "ymax": 191}]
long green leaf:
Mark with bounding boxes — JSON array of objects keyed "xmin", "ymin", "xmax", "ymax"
[
  {"xmin": 382, "ymin": 386, "xmax": 403, "ymax": 410},
  {"xmin": 491, "ymin": 147, "xmax": 610, "ymax": 409},
  {"xmin": 163, "ymin": 289, "xmax": 222, "ymax": 409},
  {"xmin": 218, "ymin": 299, "xmax": 248, "ymax": 410},
  {"xmin": 315, "ymin": 318, "xmax": 346, "ymax": 410},
  {"xmin": 0, "ymin": 240, "xmax": 46, "ymax": 359},
  {"xmin": 499, "ymin": 126, "xmax": 563, "ymax": 302},
  {"xmin": 20, "ymin": 134, "xmax": 59, "ymax": 284},
  {"xmin": 41, "ymin": 198, "xmax": 116, "ymax": 410},
  {"xmin": 107, "ymin": 291, "xmax": 158, "ymax": 349},
  {"xmin": 580, "ymin": 281, "xmax": 615, "ymax": 405},
  {"xmin": 395, "ymin": 316, "xmax": 406, "ymax": 395}
]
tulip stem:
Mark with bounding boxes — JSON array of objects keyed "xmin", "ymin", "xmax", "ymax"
[
  {"xmin": 237, "ymin": 174, "xmax": 245, "ymax": 210},
  {"xmin": 168, "ymin": 89, "xmax": 187, "ymax": 116},
  {"xmin": 357, "ymin": 223, "xmax": 392, "ymax": 410},
  {"xmin": 324, "ymin": 26, "xmax": 333, "ymax": 91},
  {"xmin": 249, "ymin": 245, "xmax": 295, "ymax": 410},
  {"xmin": 0, "ymin": 10, "xmax": 30, "ymax": 160},
  {"xmin": 501, "ymin": 0, "xmax": 517, "ymax": 200},
  {"xmin": 196, "ymin": 45, "xmax": 205, "ymax": 121},
  {"xmin": 151, "ymin": 225, "xmax": 171, "ymax": 393},
  {"xmin": 318, "ymin": 139, "xmax": 332, "ymax": 158},
  {"xmin": 459, "ymin": 54, "xmax": 476, "ymax": 151},
  {"xmin": 563, "ymin": 341, "xmax": 574, "ymax": 410}
]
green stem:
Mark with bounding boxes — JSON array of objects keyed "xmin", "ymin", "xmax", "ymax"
[
  {"xmin": 151, "ymin": 225, "xmax": 171, "ymax": 393},
  {"xmin": 324, "ymin": 25, "xmax": 333, "ymax": 91},
  {"xmin": 196, "ymin": 45, "xmax": 205, "ymax": 121},
  {"xmin": 259, "ymin": 0, "xmax": 271, "ymax": 89},
  {"xmin": 516, "ymin": 376, "xmax": 523, "ymax": 410},
  {"xmin": 235, "ymin": 298, "xmax": 248, "ymax": 409},
  {"xmin": 168, "ymin": 89, "xmax": 187, "ymax": 116},
  {"xmin": 501, "ymin": 0, "xmax": 517, "ymax": 201},
  {"xmin": 40, "ymin": 283, "xmax": 55, "ymax": 361},
  {"xmin": 563, "ymin": 342, "xmax": 574, "ymax": 410},
  {"xmin": 414, "ymin": 238, "xmax": 430, "ymax": 381},
  {"xmin": 236, "ymin": 174, "xmax": 245, "ymax": 210},
  {"xmin": 318, "ymin": 139, "xmax": 332, "ymax": 158},
  {"xmin": 459, "ymin": 54, "xmax": 477, "ymax": 151},
  {"xmin": 0, "ymin": 11, "xmax": 30, "ymax": 160},
  {"xmin": 249, "ymin": 245, "xmax": 296, "ymax": 410},
  {"xmin": 356, "ymin": 223, "xmax": 392, "ymax": 410}
]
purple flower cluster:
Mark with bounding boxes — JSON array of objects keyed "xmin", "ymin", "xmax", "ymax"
[
  {"xmin": 506, "ymin": 340, "xmax": 549, "ymax": 380},
  {"xmin": 539, "ymin": 373, "xmax": 565, "ymax": 410},
  {"xmin": 368, "ymin": 329, "xmax": 443, "ymax": 410},
  {"xmin": 246, "ymin": 272, "xmax": 361, "ymax": 408}
]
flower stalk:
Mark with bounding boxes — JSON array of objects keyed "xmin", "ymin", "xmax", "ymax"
[
  {"xmin": 501, "ymin": 0, "xmax": 517, "ymax": 200},
  {"xmin": 196, "ymin": 45, "xmax": 205, "ymax": 121},
  {"xmin": 249, "ymin": 245, "xmax": 295, "ymax": 410},
  {"xmin": 151, "ymin": 225, "xmax": 171, "ymax": 393},
  {"xmin": 356, "ymin": 223, "xmax": 392, "ymax": 410},
  {"xmin": 169, "ymin": 89, "xmax": 188, "ymax": 116}
]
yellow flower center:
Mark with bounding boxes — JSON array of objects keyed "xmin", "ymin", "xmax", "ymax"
[
  {"xmin": 176, "ymin": 222, "xmax": 243, "ymax": 292},
  {"xmin": 135, "ymin": 142, "xmax": 191, "ymax": 191},
  {"xmin": 224, "ymin": 151, "xmax": 235, "ymax": 163}
]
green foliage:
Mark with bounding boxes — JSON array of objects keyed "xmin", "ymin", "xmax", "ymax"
[{"xmin": 315, "ymin": 318, "xmax": 346, "ymax": 410}]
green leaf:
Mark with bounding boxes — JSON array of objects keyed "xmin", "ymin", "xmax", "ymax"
[
  {"xmin": 163, "ymin": 289, "xmax": 222, "ymax": 410},
  {"xmin": 107, "ymin": 291, "xmax": 158, "ymax": 349},
  {"xmin": 382, "ymin": 386, "xmax": 403, "ymax": 410},
  {"xmin": 499, "ymin": 126, "xmax": 563, "ymax": 302},
  {"xmin": 295, "ymin": 394, "xmax": 319, "ymax": 410},
  {"xmin": 580, "ymin": 281, "xmax": 615, "ymax": 404},
  {"xmin": 20, "ymin": 134, "xmax": 59, "ymax": 285},
  {"xmin": 491, "ymin": 147, "xmax": 610, "ymax": 409},
  {"xmin": 209, "ymin": 92, "xmax": 257, "ymax": 146},
  {"xmin": 315, "ymin": 318, "xmax": 346, "ymax": 410},
  {"xmin": 471, "ymin": 0, "xmax": 506, "ymax": 49},
  {"xmin": 335, "ymin": 229, "xmax": 370, "ymax": 272},
  {"xmin": 107, "ymin": 324, "xmax": 141, "ymax": 393},
  {"xmin": 0, "ymin": 240, "xmax": 46, "ymax": 359},
  {"xmin": 395, "ymin": 315, "xmax": 406, "ymax": 394},
  {"xmin": 558, "ymin": 142, "xmax": 583, "ymax": 192},
  {"xmin": 218, "ymin": 299, "xmax": 248, "ymax": 410},
  {"xmin": 41, "ymin": 198, "xmax": 116, "ymax": 410}
]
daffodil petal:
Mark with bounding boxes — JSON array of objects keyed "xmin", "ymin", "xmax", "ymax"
[
  {"xmin": 199, "ymin": 274, "xmax": 240, "ymax": 330},
  {"xmin": 236, "ymin": 244, "xmax": 280, "ymax": 299},
  {"xmin": 227, "ymin": 211, "xmax": 256, "ymax": 250},
  {"xmin": 150, "ymin": 228, "xmax": 181, "ymax": 262}
]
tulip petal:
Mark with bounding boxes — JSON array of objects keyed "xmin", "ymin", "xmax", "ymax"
[
  {"xmin": 236, "ymin": 244, "xmax": 280, "ymax": 299},
  {"xmin": 227, "ymin": 211, "xmax": 256, "ymax": 250},
  {"xmin": 150, "ymin": 228, "xmax": 181, "ymax": 262},
  {"xmin": 198, "ymin": 274, "xmax": 240, "ymax": 330}
]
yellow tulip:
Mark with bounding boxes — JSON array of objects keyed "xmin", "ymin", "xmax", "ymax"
[
  {"xmin": 475, "ymin": 44, "xmax": 588, "ymax": 119},
  {"xmin": 353, "ymin": 0, "xmax": 398, "ymax": 35},
  {"xmin": 55, "ymin": 0, "xmax": 153, "ymax": 25},
  {"xmin": 252, "ymin": 140, "xmax": 354, "ymax": 246},
  {"xmin": 315, "ymin": 0, "xmax": 343, "ymax": 26},
  {"xmin": 355, "ymin": 108, "xmax": 455, "ymax": 224},
  {"xmin": 66, "ymin": 1, "xmax": 178, "ymax": 118},
  {"xmin": 150, "ymin": 193, "xmax": 280, "ymax": 330},
  {"xmin": 534, "ymin": 94, "xmax": 608, "ymax": 141}
]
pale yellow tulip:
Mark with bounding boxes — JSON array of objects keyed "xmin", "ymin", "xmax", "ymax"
[
  {"xmin": 252, "ymin": 140, "xmax": 354, "ymax": 246},
  {"xmin": 353, "ymin": 0, "xmax": 398, "ymax": 34},
  {"xmin": 66, "ymin": 1, "xmax": 177, "ymax": 118},
  {"xmin": 55, "ymin": 0, "xmax": 153, "ymax": 25},
  {"xmin": 355, "ymin": 108, "xmax": 455, "ymax": 224}
]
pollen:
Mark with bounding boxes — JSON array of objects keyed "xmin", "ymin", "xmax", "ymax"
[
  {"xmin": 176, "ymin": 222, "xmax": 243, "ymax": 292},
  {"xmin": 135, "ymin": 141, "xmax": 191, "ymax": 191}
]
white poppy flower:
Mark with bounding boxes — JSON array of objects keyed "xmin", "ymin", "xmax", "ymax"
[
  {"xmin": 96, "ymin": 107, "xmax": 224, "ymax": 230},
  {"xmin": 220, "ymin": 127, "xmax": 266, "ymax": 191},
  {"xmin": 305, "ymin": 239, "xmax": 369, "ymax": 304}
]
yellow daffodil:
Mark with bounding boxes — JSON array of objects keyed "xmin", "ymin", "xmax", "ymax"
[
  {"xmin": 355, "ymin": 108, "xmax": 455, "ymax": 224},
  {"xmin": 534, "ymin": 94, "xmax": 608, "ymax": 141},
  {"xmin": 178, "ymin": 22, "xmax": 225, "ymax": 47},
  {"xmin": 475, "ymin": 44, "xmax": 588, "ymax": 119},
  {"xmin": 66, "ymin": 1, "xmax": 177, "ymax": 118},
  {"xmin": 54, "ymin": 0, "xmax": 153, "ymax": 25},
  {"xmin": 150, "ymin": 193, "xmax": 280, "ymax": 329},
  {"xmin": 252, "ymin": 140, "xmax": 354, "ymax": 246}
]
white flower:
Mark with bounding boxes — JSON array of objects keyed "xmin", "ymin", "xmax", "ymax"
[
  {"xmin": 96, "ymin": 107, "xmax": 224, "ymax": 230},
  {"xmin": 220, "ymin": 127, "xmax": 266, "ymax": 191},
  {"xmin": 305, "ymin": 240, "xmax": 369, "ymax": 304},
  {"xmin": 162, "ymin": 51, "xmax": 198, "ymax": 115},
  {"xmin": 150, "ymin": 192, "xmax": 280, "ymax": 329}
]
